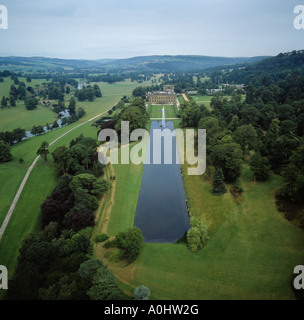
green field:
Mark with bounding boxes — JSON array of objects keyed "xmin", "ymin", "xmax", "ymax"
[
  {"xmin": 0, "ymin": 77, "xmax": 58, "ymax": 131},
  {"xmin": 148, "ymin": 104, "xmax": 178, "ymax": 118},
  {"xmin": 188, "ymin": 94, "xmax": 246, "ymax": 109}
]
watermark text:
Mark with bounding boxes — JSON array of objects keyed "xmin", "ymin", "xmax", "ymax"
[
  {"xmin": 294, "ymin": 5, "xmax": 304, "ymax": 29},
  {"xmin": 0, "ymin": 265, "xmax": 8, "ymax": 290},
  {"xmin": 0, "ymin": 5, "xmax": 8, "ymax": 29}
]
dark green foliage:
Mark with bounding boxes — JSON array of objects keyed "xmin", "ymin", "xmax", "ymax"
[
  {"xmin": 25, "ymin": 97, "xmax": 38, "ymax": 110},
  {"xmin": 210, "ymin": 142, "xmax": 243, "ymax": 183},
  {"xmin": 180, "ymin": 100, "xmax": 208, "ymax": 127},
  {"xmin": 65, "ymin": 209, "xmax": 95, "ymax": 232},
  {"xmin": 78, "ymin": 259, "xmax": 103, "ymax": 281},
  {"xmin": 31, "ymin": 125, "xmax": 45, "ymax": 136},
  {"xmin": 68, "ymin": 97, "xmax": 76, "ymax": 114},
  {"xmin": 52, "ymin": 135, "xmax": 103, "ymax": 176},
  {"xmin": 212, "ymin": 167, "xmax": 227, "ymax": 195},
  {"xmin": 114, "ymin": 227, "xmax": 144, "ymax": 262},
  {"xmin": 9, "ymin": 95, "xmax": 16, "ymax": 107},
  {"xmin": 249, "ymin": 152, "xmax": 270, "ymax": 181},
  {"xmin": 40, "ymin": 190, "xmax": 74, "ymax": 229},
  {"xmin": 1, "ymin": 96, "xmax": 7, "ymax": 108},
  {"xmin": 114, "ymin": 98, "xmax": 149, "ymax": 135},
  {"xmin": 280, "ymin": 142, "xmax": 304, "ymax": 203},
  {"xmin": 0, "ymin": 140, "xmax": 12, "ymax": 162},
  {"xmin": 37, "ymin": 141, "xmax": 49, "ymax": 162},
  {"xmin": 70, "ymin": 173, "xmax": 109, "ymax": 198},
  {"xmin": 93, "ymin": 84, "xmax": 102, "ymax": 97},
  {"xmin": 87, "ymin": 268, "xmax": 125, "ymax": 300},
  {"xmin": 95, "ymin": 233, "xmax": 109, "ymax": 243}
]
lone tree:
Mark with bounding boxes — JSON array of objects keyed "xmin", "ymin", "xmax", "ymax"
[
  {"xmin": 186, "ymin": 216, "xmax": 209, "ymax": 252},
  {"xmin": 37, "ymin": 141, "xmax": 49, "ymax": 162},
  {"xmin": 1, "ymin": 96, "xmax": 7, "ymax": 108},
  {"xmin": 212, "ymin": 167, "xmax": 227, "ymax": 195},
  {"xmin": 133, "ymin": 286, "xmax": 151, "ymax": 300}
]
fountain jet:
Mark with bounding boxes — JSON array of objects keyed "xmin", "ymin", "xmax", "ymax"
[{"xmin": 161, "ymin": 106, "xmax": 166, "ymax": 128}]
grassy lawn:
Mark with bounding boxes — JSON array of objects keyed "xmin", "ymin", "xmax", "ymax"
[
  {"xmin": 106, "ymin": 157, "xmax": 144, "ymax": 236},
  {"xmin": 0, "ymin": 104, "xmax": 57, "ymax": 132},
  {"xmin": 127, "ymin": 166, "xmax": 304, "ymax": 300},
  {"xmin": 188, "ymin": 94, "xmax": 246, "ymax": 109},
  {"xmin": 148, "ymin": 104, "xmax": 178, "ymax": 118}
]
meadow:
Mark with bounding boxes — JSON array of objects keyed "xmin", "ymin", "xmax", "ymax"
[
  {"xmin": 148, "ymin": 104, "xmax": 178, "ymax": 119},
  {"xmin": 0, "ymin": 77, "xmax": 57, "ymax": 131}
]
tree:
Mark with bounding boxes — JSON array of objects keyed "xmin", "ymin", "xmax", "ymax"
[
  {"xmin": 68, "ymin": 97, "xmax": 76, "ymax": 114},
  {"xmin": 37, "ymin": 141, "xmax": 49, "ymax": 162},
  {"xmin": 25, "ymin": 97, "xmax": 38, "ymax": 110},
  {"xmin": 31, "ymin": 125, "xmax": 45, "ymax": 136},
  {"xmin": 77, "ymin": 107, "xmax": 85, "ymax": 119},
  {"xmin": 249, "ymin": 152, "xmax": 270, "ymax": 181},
  {"xmin": 78, "ymin": 258, "xmax": 103, "ymax": 281},
  {"xmin": 234, "ymin": 124, "xmax": 258, "ymax": 153},
  {"xmin": 65, "ymin": 210, "xmax": 95, "ymax": 232},
  {"xmin": 115, "ymin": 227, "xmax": 144, "ymax": 262},
  {"xmin": 52, "ymin": 121, "xmax": 59, "ymax": 130},
  {"xmin": 40, "ymin": 190, "xmax": 74, "ymax": 229},
  {"xmin": 70, "ymin": 188, "xmax": 99, "ymax": 213},
  {"xmin": 210, "ymin": 142, "xmax": 243, "ymax": 183},
  {"xmin": 1, "ymin": 96, "xmax": 7, "ymax": 108},
  {"xmin": 87, "ymin": 268, "xmax": 124, "ymax": 300},
  {"xmin": 0, "ymin": 140, "xmax": 12, "ymax": 162},
  {"xmin": 70, "ymin": 173, "xmax": 109, "ymax": 198},
  {"xmin": 133, "ymin": 285, "xmax": 151, "ymax": 300},
  {"xmin": 180, "ymin": 100, "xmax": 204, "ymax": 127},
  {"xmin": 212, "ymin": 167, "xmax": 227, "ymax": 195},
  {"xmin": 280, "ymin": 142, "xmax": 304, "ymax": 203},
  {"xmin": 52, "ymin": 145, "xmax": 68, "ymax": 175},
  {"xmin": 198, "ymin": 116, "xmax": 221, "ymax": 146},
  {"xmin": 93, "ymin": 84, "xmax": 102, "ymax": 97},
  {"xmin": 186, "ymin": 216, "xmax": 209, "ymax": 252},
  {"xmin": 9, "ymin": 95, "xmax": 16, "ymax": 107},
  {"xmin": 12, "ymin": 127, "xmax": 26, "ymax": 143}
]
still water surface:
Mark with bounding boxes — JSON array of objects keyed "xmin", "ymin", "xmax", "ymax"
[{"xmin": 134, "ymin": 121, "xmax": 190, "ymax": 243}]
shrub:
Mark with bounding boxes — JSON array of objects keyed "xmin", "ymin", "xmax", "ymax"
[{"xmin": 95, "ymin": 233, "xmax": 109, "ymax": 243}]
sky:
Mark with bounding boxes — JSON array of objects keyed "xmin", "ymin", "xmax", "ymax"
[{"xmin": 0, "ymin": 0, "xmax": 303, "ymax": 60}]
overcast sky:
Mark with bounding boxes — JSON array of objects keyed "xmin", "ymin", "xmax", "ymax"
[{"xmin": 0, "ymin": 0, "xmax": 303, "ymax": 59}]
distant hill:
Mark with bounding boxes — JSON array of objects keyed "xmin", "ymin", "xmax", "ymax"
[
  {"xmin": 0, "ymin": 55, "xmax": 270, "ymax": 73},
  {"xmin": 99, "ymin": 55, "xmax": 270, "ymax": 72},
  {"xmin": 214, "ymin": 49, "xmax": 304, "ymax": 84}
]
